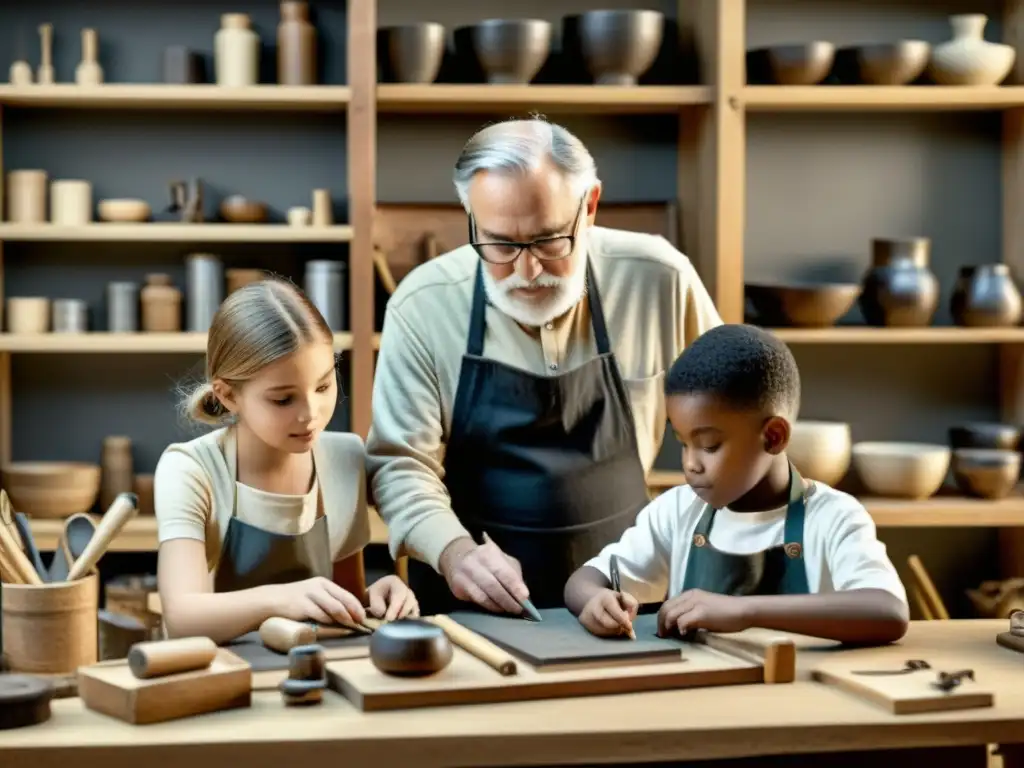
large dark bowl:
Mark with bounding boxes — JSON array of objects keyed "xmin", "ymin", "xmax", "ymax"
[
  {"xmin": 563, "ymin": 10, "xmax": 664, "ymax": 85},
  {"xmin": 745, "ymin": 282, "xmax": 861, "ymax": 328},
  {"xmin": 378, "ymin": 23, "xmax": 446, "ymax": 84},
  {"xmin": 369, "ymin": 619, "xmax": 453, "ymax": 677},
  {"xmin": 949, "ymin": 422, "xmax": 1021, "ymax": 452},
  {"xmin": 952, "ymin": 448, "xmax": 1021, "ymax": 500},
  {"xmin": 747, "ymin": 42, "xmax": 836, "ymax": 85},
  {"xmin": 456, "ymin": 19, "xmax": 552, "ymax": 84}
]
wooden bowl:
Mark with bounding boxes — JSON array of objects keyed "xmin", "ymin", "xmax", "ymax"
[
  {"xmin": 949, "ymin": 422, "xmax": 1021, "ymax": 452},
  {"xmin": 747, "ymin": 42, "xmax": 836, "ymax": 85},
  {"xmin": 834, "ymin": 41, "xmax": 931, "ymax": 85},
  {"xmin": 369, "ymin": 619, "xmax": 453, "ymax": 677},
  {"xmin": 219, "ymin": 196, "xmax": 268, "ymax": 224},
  {"xmin": 97, "ymin": 198, "xmax": 151, "ymax": 223},
  {"xmin": 0, "ymin": 462, "xmax": 101, "ymax": 519},
  {"xmin": 952, "ymin": 448, "xmax": 1021, "ymax": 500},
  {"xmin": 787, "ymin": 421, "xmax": 851, "ymax": 486},
  {"xmin": 745, "ymin": 282, "xmax": 861, "ymax": 328},
  {"xmin": 851, "ymin": 442, "xmax": 951, "ymax": 500}
]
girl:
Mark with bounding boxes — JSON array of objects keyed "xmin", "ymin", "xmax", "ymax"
[{"xmin": 155, "ymin": 278, "xmax": 417, "ymax": 643}]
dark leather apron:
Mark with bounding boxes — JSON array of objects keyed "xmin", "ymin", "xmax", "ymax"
[
  {"xmin": 213, "ymin": 432, "xmax": 332, "ymax": 592},
  {"xmin": 680, "ymin": 463, "xmax": 811, "ymax": 595},
  {"xmin": 409, "ymin": 259, "xmax": 651, "ymax": 613}
]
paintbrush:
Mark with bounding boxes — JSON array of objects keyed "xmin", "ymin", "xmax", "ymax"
[
  {"xmin": 481, "ymin": 532, "xmax": 542, "ymax": 621},
  {"xmin": 609, "ymin": 554, "xmax": 636, "ymax": 640}
]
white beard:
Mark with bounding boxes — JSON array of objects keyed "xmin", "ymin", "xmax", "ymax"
[{"xmin": 481, "ymin": 254, "xmax": 588, "ymax": 327}]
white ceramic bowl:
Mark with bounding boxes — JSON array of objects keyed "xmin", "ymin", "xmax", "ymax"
[
  {"xmin": 852, "ymin": 441, "xmax": 951, "ymax": 499},
  {"xmin": 788, "ymin": 420, "xmax": 851, "ymax": 486}
]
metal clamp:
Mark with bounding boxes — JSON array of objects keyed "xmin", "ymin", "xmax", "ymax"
[{"xmin": 933, "ymin": 669, "xmax": 974, "ymax": 693}]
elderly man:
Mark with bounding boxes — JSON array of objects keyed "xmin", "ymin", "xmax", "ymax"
[{"xmin": 367, "ymin": 118, "xmax": 722, "ymax": 616}]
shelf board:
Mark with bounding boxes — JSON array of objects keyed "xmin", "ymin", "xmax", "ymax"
[
  {"xmin": 0, "ymin": 84, "xmax": 350, "ymax": 111},
  {"xmin": 377, "ymin": 84, "xmax": 713, "ymax": 114},
  {"xmin": 767, "ymin": 327, "xmax": 1024, "ymax": 344},
  {"xmin": 744, "ymin": 85, "xmax": 1024, "ymax": 112},
  {"xmin": 0, "ymin": 223, "xmax": 354, "ymax": 243},
  {"xmin": 0, "ymin": 332, "xmax": 355, "ymax": 353}
]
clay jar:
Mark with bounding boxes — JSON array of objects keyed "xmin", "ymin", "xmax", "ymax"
[
  {"xmin": 278, "ymin": 1, "xmax": 316, "ymax": 85},
  {"xmin": 141, "ymin": 274, "xmax": 182, "ymax": 332},
  {"xmin": 950, "ymin": 264, "xmax": 1023, "ymax": 327},
  {"xmin": 859, "ymin": 237, "xmax": 939, "ymax": 327},
  {"xmin": 215, "ymin": 13, "xmax": 260, "ymax": 86}
]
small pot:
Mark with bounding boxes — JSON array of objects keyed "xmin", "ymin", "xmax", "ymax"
[
  {"xmin": 458, "ymin": 19, "xmax": 552, "ymax": 84},
  {"xmin": 378, "ymin": 23, "xmax": 445, "ymax": 84},
  {"xmin": 950, "ymin": 264, "xmax": 1023, "ymax": 328},
  {"xmin": 949, "ymin": 422, "xmax": 1021, "ymax": 452},
  {"xmin": 369, "ymin": 619, "xmax": 453, "ymax": 677},
  {"xmin": 859, "ymin": 237, "xmax": 939, "ymax": 327},
  {"xmin": 220, "ymin": 196, "xmax": 268, "ymax": 224},
  {"xmin": 565, "ymin": 10, "xmax": 665, "ymax": 86},
  {"xmin": 746, "ymin": 42, "xmax": 835, "ymax": 85},
  {"xmin": 952, "ymin": 448, "xmax": 1021, "ymax": 500}
]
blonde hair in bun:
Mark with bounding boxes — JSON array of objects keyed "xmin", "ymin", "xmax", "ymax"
[{"xmin": 177, "ymin": 277, "xmax": 332, "ymax": 427}]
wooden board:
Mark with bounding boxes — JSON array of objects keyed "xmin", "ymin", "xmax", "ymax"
[
  {"xmin": 78, "ymin": 648, "xmax": 252, "ymax": 724},
  {"xmin": 448, "ymin": 609, "xmax": 684, "ymax": 671},
  {"xmin": 374, "ymin": 201, "xmax": 680, "ymax": 284},
  {"xmin": 327, "ymin": 641, "xmax": 762, "ymax": 711},
  {"xmin": 997, "ymin": 631, "xmax": 1024, "ymax": 654},
  {"xmin": 811, "ymin": 666, "xmax": 995, "ymax": 715},
  {"xmin": 223, "ymin": 631, "xmax": 371, "ymax": 691}
]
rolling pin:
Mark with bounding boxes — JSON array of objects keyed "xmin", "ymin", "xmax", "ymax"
[
  {"xmin": 66, "ymin": 493, "xmax": 138, "ymax": 581},
  {"xmin": 259, "ymin": 617, "xmax": 359, "ymax": 653},
  {"xmin": 127, "ymin": 636, "xmax": 218, "ymax": 679},
  {"xmin": 428, "ymin": 615, "xmax": 518, "ymax": 676}
]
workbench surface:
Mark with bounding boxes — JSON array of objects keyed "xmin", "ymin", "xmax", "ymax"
[{"xmin": 1, "ymin": 620, "xmax": 1021, "ymax": 768}]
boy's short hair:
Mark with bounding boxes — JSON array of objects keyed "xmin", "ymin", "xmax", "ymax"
[{"xmin": 664, "ymin": 324, "xmax": 801, "ymax": 419}]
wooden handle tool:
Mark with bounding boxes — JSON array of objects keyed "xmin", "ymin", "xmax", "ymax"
[
  {"xmin": 0, "ymin": 491, "xmax": 23, "ymax": 550},
  {"xmin": 0, "ymin": 497, "xmax": 42, "ymax": 586},
  {"xmin": 689, "ymin": 629, "xmax": 797, "ymax": 684},
  {"xmin": 127, "ymin": 636, "xmax": 218, "ymax": 679},
  {"xmin": 428, "ymin": 614, "xmax": 518, "ymax": 676},
  {"xmin": 66, "ymin": 493, "xmax": 138, "ymax": 581},
  {"xmin": 259, "ymin": 617, "xmax": 357, "ymax": 653}
]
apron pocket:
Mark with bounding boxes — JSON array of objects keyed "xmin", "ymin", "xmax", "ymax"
[{"xmin": 623, "ymin": 370, "xmax": 666, "ymax": 471}]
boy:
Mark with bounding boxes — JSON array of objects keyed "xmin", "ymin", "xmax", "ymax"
[{"xmin": 565, "ymin": 324, "xmax": 909, "ymax": 645}]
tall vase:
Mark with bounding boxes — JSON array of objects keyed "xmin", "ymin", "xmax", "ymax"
[
  {"xmin": 215, "ymin": 14, "xmax": 260, "ymax": 87},
  {"xmin": 278, "ymin": 1, "xmax": 317, "ymax": 85},
  {"xmin": 928, "ymin": 14, "xmax": 1016, "ymax": 86},
  {"xmin": 75, "ymin": 28, "xmax": 103, "ymax": 85}
]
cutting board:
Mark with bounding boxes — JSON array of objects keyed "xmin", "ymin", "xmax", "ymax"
[
  {"xmin": 812, "ymin": 666, "xmax": 995, "ymax": 715},
  {"xmin": 447, "ymin": 609, "xmax": 684, "ymax": 671},
  {"xmin": 328, "ymin": 641, "xmax": 765, "ymax": 711},
  {"xmin": 78, "ymin": 648, "xmax": 252, "ymax": 724},
  {"xmin": 223, "ymin": 631, "xmax": 370, "ymax": 690}
]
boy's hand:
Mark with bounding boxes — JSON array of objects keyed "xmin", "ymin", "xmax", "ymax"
[
  {"xmin": 578, "ymin": 588, "xmax": 639, "ymax": 637},
  {"xmin": 657, "ymin": 589, "xmax": 752, "ymax": 636}
]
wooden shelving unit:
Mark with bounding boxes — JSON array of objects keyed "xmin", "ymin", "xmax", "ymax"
[
  {"xmin": 0, "ymin": 223, "xmax": 354, "ymax": 242},
  {"xmin": 744, "ymin": 85, "xmax": 1024, "ymax": 112},
  {"xmin": 0, "ymin": 332, "xmax": 355, "ymax": 354},
  {"xmin": 769, "ymin": 328, "xmax": 1024, "ymax": 344},
  {"xmin": 0, "ymin": 84, "xmax": 351, "ymax": 111}
]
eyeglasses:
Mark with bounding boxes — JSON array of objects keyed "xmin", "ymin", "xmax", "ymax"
[{"xmin": 468, "ymin": 196, "xmax": 586, "ymax": 265}]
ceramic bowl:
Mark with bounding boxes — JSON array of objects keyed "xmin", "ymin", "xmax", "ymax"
[
  {"xmin": 97, "ymin": 198, "xmax": 151, "ymax": 223},
  {"xmin": 458, "ymin": 19, "xmax": 552, "ymax": 84},
  {"xmin": 851, "ymin": 442, "xmax": 951, "ymax": 499},
  {"xmin": 219, "ymin": 196, "xmax": 268, "ymax": 224},
  {"xmin": 378, "ymin": 23, "xmax": 446, "ymax": 84},
  {"xmin": 745, "ymin": 282, "xmax": 861, "ymax": 328},
  {"xmin": 949, "ymin": 422, "xmax": 1021, "ymax": 452},
  {"xmin": 952, "ymin": 448, "xmax": 1021, "ymax": 500},
  {"xmin": 747, "ymin": 42, "xmax": 836, "ymax": 85},
  {"xmin": 787, "ymin": 421, "xmax": 852, "ymax": 486},
  {"xmin": 0, "ymin": 462, "xmax": 101, "ymax": 519},
  {"xmin": 564, "ymin": 10, "xmax": 665, "ymax": 86},
  {"xmin": 834, "ymin": 41, "xmax": 931, "ymax": 85},
  {"xmin": 370, "ymin": 619, "xmax": 453, "ymax": 677}
]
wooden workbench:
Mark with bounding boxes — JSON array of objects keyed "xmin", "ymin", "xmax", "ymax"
[{"xmin": 0, "ymin": 620, "xmax": 1021, "ymax": 767}]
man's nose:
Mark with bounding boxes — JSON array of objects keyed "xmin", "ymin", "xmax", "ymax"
[{"xmin": 515, "ymin": 248, "xmax": 543, "ymax": 282}]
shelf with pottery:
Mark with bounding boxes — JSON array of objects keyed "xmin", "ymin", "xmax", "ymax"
[
  {"xmin": 0, "ymin": 332, "xmax": 357, "ymax": 354},
  {"xmin": 743, "ymin": 85, "xmax": 1024, "ymax": 112},
  {"xmin": 0, "ymin": 84, "xmax": 351, "ymax": 111},
  {"xmin": 0, "ymin": 223, "xmax": 354, "ymax": 243}
]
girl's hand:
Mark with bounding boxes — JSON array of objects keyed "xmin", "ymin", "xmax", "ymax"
[{"xmin": 366, "ymin": 574, "xmax": 420, "ymax": 621}]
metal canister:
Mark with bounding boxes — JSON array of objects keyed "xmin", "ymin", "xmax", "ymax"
[
  {"xmin": 52, "ymin": 299, "xmax": 88, "ymax": 333},
  {"xmin": 107, "ymin": 282, "xmax": 139, "ymax": 332},
  {"xmin": 185, "ymin": 253, "xmax": 224, "ymax": 332},
  {"xmin": 304, "ymin": 260, "xmax": 346, "ymax": 331}
]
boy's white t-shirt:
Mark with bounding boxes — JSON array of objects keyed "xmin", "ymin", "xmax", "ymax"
[{"xmin": 585, "ymin": 482, "xmax": 908, "ymax": 605}]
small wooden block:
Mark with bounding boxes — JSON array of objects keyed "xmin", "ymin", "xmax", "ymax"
[
  {"xmin": 78, "ymin": 648, "xmax": 252, "ymax": 724},
  {"xmin": 812, "ymin": 666, "xmax": 995, "ymax": 715},
  {"xmin": 997, "ymin": 631, "xmax": 1024, "ymax": 654}
]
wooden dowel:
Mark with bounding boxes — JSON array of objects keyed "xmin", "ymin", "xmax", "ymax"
[
  {"xmin": 690, "ymin": 630, "xmax": 796, "ymax": 684},
  {"xmin": 428, "ymin": 615, "xmax": 518, "ymax": 676}
]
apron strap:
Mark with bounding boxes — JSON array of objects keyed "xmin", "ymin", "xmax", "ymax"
[{"xmin": 466, "ymin": 256, "xmax": 612, "ymax": 357}]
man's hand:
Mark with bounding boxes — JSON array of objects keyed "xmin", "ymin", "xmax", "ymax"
[
  {"xmin": 439, "ymin": 534, "xmax": 529, "ymax": 614},
  {"xmin": 657, "ymin": 589, "xmax": 752, "ymax": 636}
]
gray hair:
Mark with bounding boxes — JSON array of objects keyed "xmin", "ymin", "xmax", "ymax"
[{"xmin": 453, "ymin": 119, "xmax": 598, "ymax": 211}]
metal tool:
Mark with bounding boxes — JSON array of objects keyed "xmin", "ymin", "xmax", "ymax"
[
  {"xmin": 11, "ymin": 513, "xmax": 46, "ymax": 580},
  {"xmin": 852, "ymin": 659, "xmax": 931, "ymax": 676},
  {"xmin": 609, "ymin": 554, "xmax": 636, "ymax": 640},
  {"xmin": 933, "ymin": 669, "xmax": 974, "ymax": 693},
  {"xmin": 480, "ymin": 531, "xmax": 542, "ymax": 621}
]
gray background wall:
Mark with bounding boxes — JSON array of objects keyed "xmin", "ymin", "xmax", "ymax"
[{"xmin": 0, "ymin": 0, "xmax": 1007, "ymax": 613}]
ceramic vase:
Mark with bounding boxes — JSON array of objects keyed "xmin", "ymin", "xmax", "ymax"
[
  {"xmin": 7, "ymin": 170, "xmax": 47, "ymax": 223},
  {"xmin": 951, "ymin": 264, "xmax": 1023, "ymax": 327},
  {"xmin": 215, "ymin": 13, "xmax": 260, "ymax": 86},
  {"xmin": 859, "ymin": 237, "xmax": 939, "ymax": 327},
  {"xmin": 278, "ymin": 1, "xmax": 316, "ymax": 85},
  {"xmin": 928, "ymin": 14, "xmax": 1015, "ymax": 86},
  {"xmin": 75, "ymin": 28, "xmax": 103, "ymax": 85},
  {"xmin": 141, "ymin": 274, "xmax": 182, "ymax": 332},
  {"xmin": 50, "ymin": 180, "xmax": 93, "ymax": 225}
]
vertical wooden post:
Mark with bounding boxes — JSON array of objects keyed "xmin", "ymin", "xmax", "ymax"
[
  {"xmin": 677, "ymin": 0, "xmax": 746, "ymax": 324},
  {"xmin": 0, "ymin": 105, "xmax": 9, "ymax": 465},
  {"xmin": 346, "ymin": 0, "xmax": 376, "ymax": 440}
]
